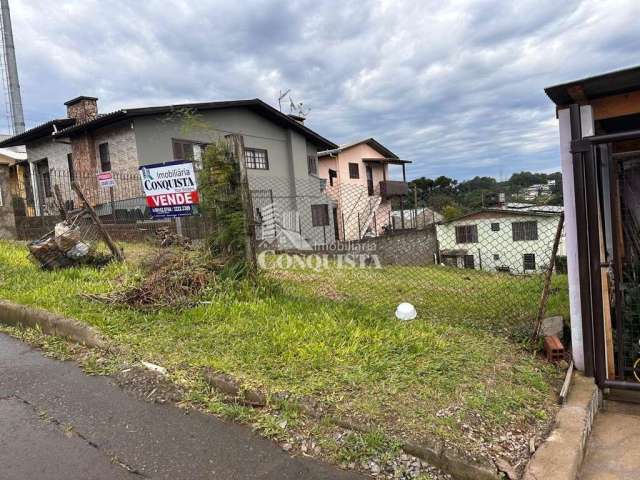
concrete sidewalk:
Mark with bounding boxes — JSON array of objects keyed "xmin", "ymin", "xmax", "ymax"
[
  {"xmin": 579, "ymin": 400, "xmax": 640, "ymax": 480},
  {"xmin": 0, "ymin": 333, "xmax": 364, "ymax": 480}
]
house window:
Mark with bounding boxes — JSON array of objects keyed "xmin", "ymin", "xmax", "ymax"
[
  {"xmin": 67, "ymin": 153, "xmax": 75, "ymax": 181},
  {"xmin": 172, "ymin": 139, "xmax": 207, "ymax": 169},
  {"xmin": 455, "ymin": 224, "xmax": 478, "ymax": 243},
  {"xmin": 463, "ymin": 255, "xmax": 475, "ymax": 269},
  {"xmin": 348, "ymin": 162, "xmax": 359, "ymax": 179},
  {"xmin": 311, "ymin": 204, "xmax": 330, "ymax": 227},
  {"xmin": 491, "ymin": 222, "xmax": 500, "ymax": 232},
  {"xmin": 329, "ymin": 169, "xmax": 337, "ymax": 186},
  {"xmin": 98, "ymin": 142, "xmax": 111, "ymax": 172},
  {"xmin": 255, "ymin": 207, "xmax": 263, "ymax": 225},
  {"xmin": 512, "ymin": 221, "xmax": 538, "ymax": 241},
  {"xmin": 245, "ymin": 148, "xmax": 269, "ymax": 170},
  {"xmin": 307, "ymin": 155, "xmax": 318, "ymax": 175},
  {"xmin": 523, "ymin": 253, "xmax": 536, "ymax": 271}
]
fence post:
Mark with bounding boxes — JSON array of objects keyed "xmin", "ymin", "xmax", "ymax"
[
  {"xmin": 229, "ymin": 134, "xmax": 257, "ymax": 280},
  {"xmin": 532, "ymin": 213, "xmax": 565, "ymax": 341},
  {"xmin": 109, "ymin": 186, "xmax": 116, "ymax": 223}
]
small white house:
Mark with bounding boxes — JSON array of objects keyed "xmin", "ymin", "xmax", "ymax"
[{"xmin": 436, "ymin": 209, "xmax": 564, "ymax": 274}]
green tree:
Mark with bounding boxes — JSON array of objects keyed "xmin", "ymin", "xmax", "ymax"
[
  {"xmin": 198, "ymin": 140, "xmax": 250, "ymax": 278},
  {"xmin": 442, "ymin": 204, "xmax": 463, "ymax": 221}
]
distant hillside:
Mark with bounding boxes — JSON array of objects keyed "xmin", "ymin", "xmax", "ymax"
[{"xmin": 406, "ymin": 171, "xmax": 563, "ymax": 220}]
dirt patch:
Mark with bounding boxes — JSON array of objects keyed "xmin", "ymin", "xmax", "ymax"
[{"xmin": 114, "ymin": 366, "xmax": 183, "ymax": 404}]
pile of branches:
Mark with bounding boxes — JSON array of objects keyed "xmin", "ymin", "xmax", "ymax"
[{"xmin": 85, "ymin": 250, "xmax": 218, "ymax": 309}]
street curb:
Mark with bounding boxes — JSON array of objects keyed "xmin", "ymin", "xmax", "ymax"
[
  {"xmin": 204, "ymin": 374, "xmax": 500, "ymax": 480},
  {"xmin": 523, "ymin": 372, "xmax": 601, "ymax": 480},
  {"xmin": 0, "ymin": 300, "xmax": 108, "ymax": 349}
]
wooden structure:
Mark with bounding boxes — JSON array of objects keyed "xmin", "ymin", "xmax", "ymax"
[{"xmin": 546, "ymin": 65, "xmax": 640, "ymax": 390}]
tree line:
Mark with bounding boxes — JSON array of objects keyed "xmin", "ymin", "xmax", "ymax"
[{"xmin": 405, "ymin": 171, "xmax": 563, "ymax": 220}]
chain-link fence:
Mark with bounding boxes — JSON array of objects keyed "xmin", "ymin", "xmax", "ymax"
[
  {"xmin": 248, "ymin": 174, "xmax": 568, "ymax": 336},
  {"xmin": 8, "ymin": 159, "xmax": 568, "ymax": 336}
]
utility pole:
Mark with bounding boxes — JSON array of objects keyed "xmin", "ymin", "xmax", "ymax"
[{"xmin": 0, "ymin": 0, "xmax": 24, "ymax": 134}]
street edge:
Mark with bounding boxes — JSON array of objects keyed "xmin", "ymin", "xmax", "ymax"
[
  {"xmin": 523, "ymin": 372, "xmax": 601, "ymax": 480},
  {"xmin": 0, "ymin": 300, "xmax": 108, "ymax": 349}
]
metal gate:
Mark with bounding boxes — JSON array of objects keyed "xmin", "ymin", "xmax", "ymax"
[{"xmin": 571, "ymin": 103, "xmax": 640, "ymax": 390}]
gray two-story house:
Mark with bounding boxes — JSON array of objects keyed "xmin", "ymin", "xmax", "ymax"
[{"xmin": 0, "ymin": 96, "xmax": 339, "ymax": 246}]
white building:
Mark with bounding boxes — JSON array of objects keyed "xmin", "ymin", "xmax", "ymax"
[{"xmin": 436, "ymin": 209, "xmax": 564, "ymax": 274}]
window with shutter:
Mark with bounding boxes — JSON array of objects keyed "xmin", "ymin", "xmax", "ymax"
[
  {"xmin": 311, "ymin": 204, "xmax": 329, "ymax": 227},
  {"xmin": 523, "ymin": 253, "xmax": 536, "ymax": 270},
  {"xmin": 455, "ymin": 224, "xmax": 478, "ymax": 243},
  {"xmin": 245, "ymin": 148, "xmax": 269, "ymax": 169},
  {"xmin": 348, "ymin": 163, "xmax": 359, "ymax": 179},
  {"xmin": 512, "ymin": 221, "xmax": 538, "ymax": 241},
  {"xmin": 307, "ymin": 155, "xmax": 318, "ymax": 175}
]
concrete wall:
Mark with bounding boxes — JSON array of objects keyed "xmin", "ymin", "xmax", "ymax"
[
  {"xmin": 133, "ymin": 108, "xmax": 320, "ymax": 179},
  {"xmin": 436, "ymin": 212, "xmax": 564, "ymax": 274},
  {"xmin": 133, "ymin": 108, "xmax": 328, "ymax": 244}
]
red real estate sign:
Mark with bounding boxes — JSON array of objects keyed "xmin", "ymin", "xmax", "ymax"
[
  {"xmin": 145, "ymin": 191, "xmax": 200, "ymax": 208},
  {"xmin": 138, "ymin": 161, "xmax": 199, "ymax": 218}
]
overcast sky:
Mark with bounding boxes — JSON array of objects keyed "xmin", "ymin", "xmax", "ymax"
[{"xmin": 8, "ymin": 0, "xmax": 640, "ymax": 180}]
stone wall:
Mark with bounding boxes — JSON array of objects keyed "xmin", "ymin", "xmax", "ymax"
[
  {"xmin": 346, "ymin": 226, "xmax": 437, "ymax": 266},
  {"xmin": 264, "ymin": 226, "xmax": 438, "ymax": 266},
  {"xmin": 92, "ymin": 122, "xmax": 139, "ymax": 172},
  {"xmin": 0, "ymin": 164, "xmax": 16, "ymax": 239}
]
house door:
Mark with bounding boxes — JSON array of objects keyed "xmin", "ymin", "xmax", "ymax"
[
  {"xmin": 332, "ymin": 207, "xmax": 340, "ymax": 241},
  {"xmin": 463, "ymin": 254, "xmax": 475, "ymax": 269},
  {"xmin": 366, "ymin": 166, "xmax": 374, "ymax": 196}
]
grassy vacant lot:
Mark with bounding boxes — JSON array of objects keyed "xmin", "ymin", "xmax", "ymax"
[{"xmin": 0, "ymin": 241, "xmax": 566, "ymax": 471}]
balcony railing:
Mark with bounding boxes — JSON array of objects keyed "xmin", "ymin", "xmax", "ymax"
[{"xmin": 379, "ymin": 180, "xmax": 409, "ymax": 198}]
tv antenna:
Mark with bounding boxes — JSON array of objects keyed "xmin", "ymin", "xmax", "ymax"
[
  {"xmin": 278, "ymin": 89, "xmax": 291, "ymax": 112},
  {"xmin": 288, "ymin": 96, "xmax": 310, "ymax": 118}
]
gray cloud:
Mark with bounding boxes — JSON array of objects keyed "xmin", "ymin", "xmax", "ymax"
[{"xmin": 9, "ymin": 0, "xmax": 640, "ymax": 180}]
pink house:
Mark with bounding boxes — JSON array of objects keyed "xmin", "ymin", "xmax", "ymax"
[{"xmin": 318, "ymin": 138, "xmax": 410, "ymax": 240}]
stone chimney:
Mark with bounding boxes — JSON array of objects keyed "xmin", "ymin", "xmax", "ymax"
[{"xmin": 64, "ymin": 96, "xmax": 98, "ymax": 122}]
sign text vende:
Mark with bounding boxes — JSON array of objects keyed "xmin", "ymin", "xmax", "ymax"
[
  {"xmin": 139, "ymin": 160, "xmax": 199, "ymax": 219},
  {"xmin": 146, "ymin": 191, "xmax": 200, "ymax": 207}
]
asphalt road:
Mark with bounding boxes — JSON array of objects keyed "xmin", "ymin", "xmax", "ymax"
[{"xmin": 0, "ymin": 333, "xmax": 364, "ymax": 479}]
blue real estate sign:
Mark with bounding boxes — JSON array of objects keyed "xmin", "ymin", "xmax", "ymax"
[{"xmin": 139, "ymin": 160, "xmax": 199, "ymax": 219}]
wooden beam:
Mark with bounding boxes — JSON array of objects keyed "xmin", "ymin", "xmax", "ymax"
[
  {"xmin": 567, "ymin": 84, "xmax": 587, "ymax": 103},
  {"xmin": 592, "ymin": 90, "xmax": 640, "ymax": 120},
  {"xmin": 532, "ymin": 213, "xmax": 565, "ymax": 341},
  {"xmin": 71, "ymin": 181, "xmax": 124, "ymax": 261}
]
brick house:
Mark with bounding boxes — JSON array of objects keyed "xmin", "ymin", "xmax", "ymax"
[{"xmin": 0, "ymin": 96, "xmax": 341, "ymax": 245}]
